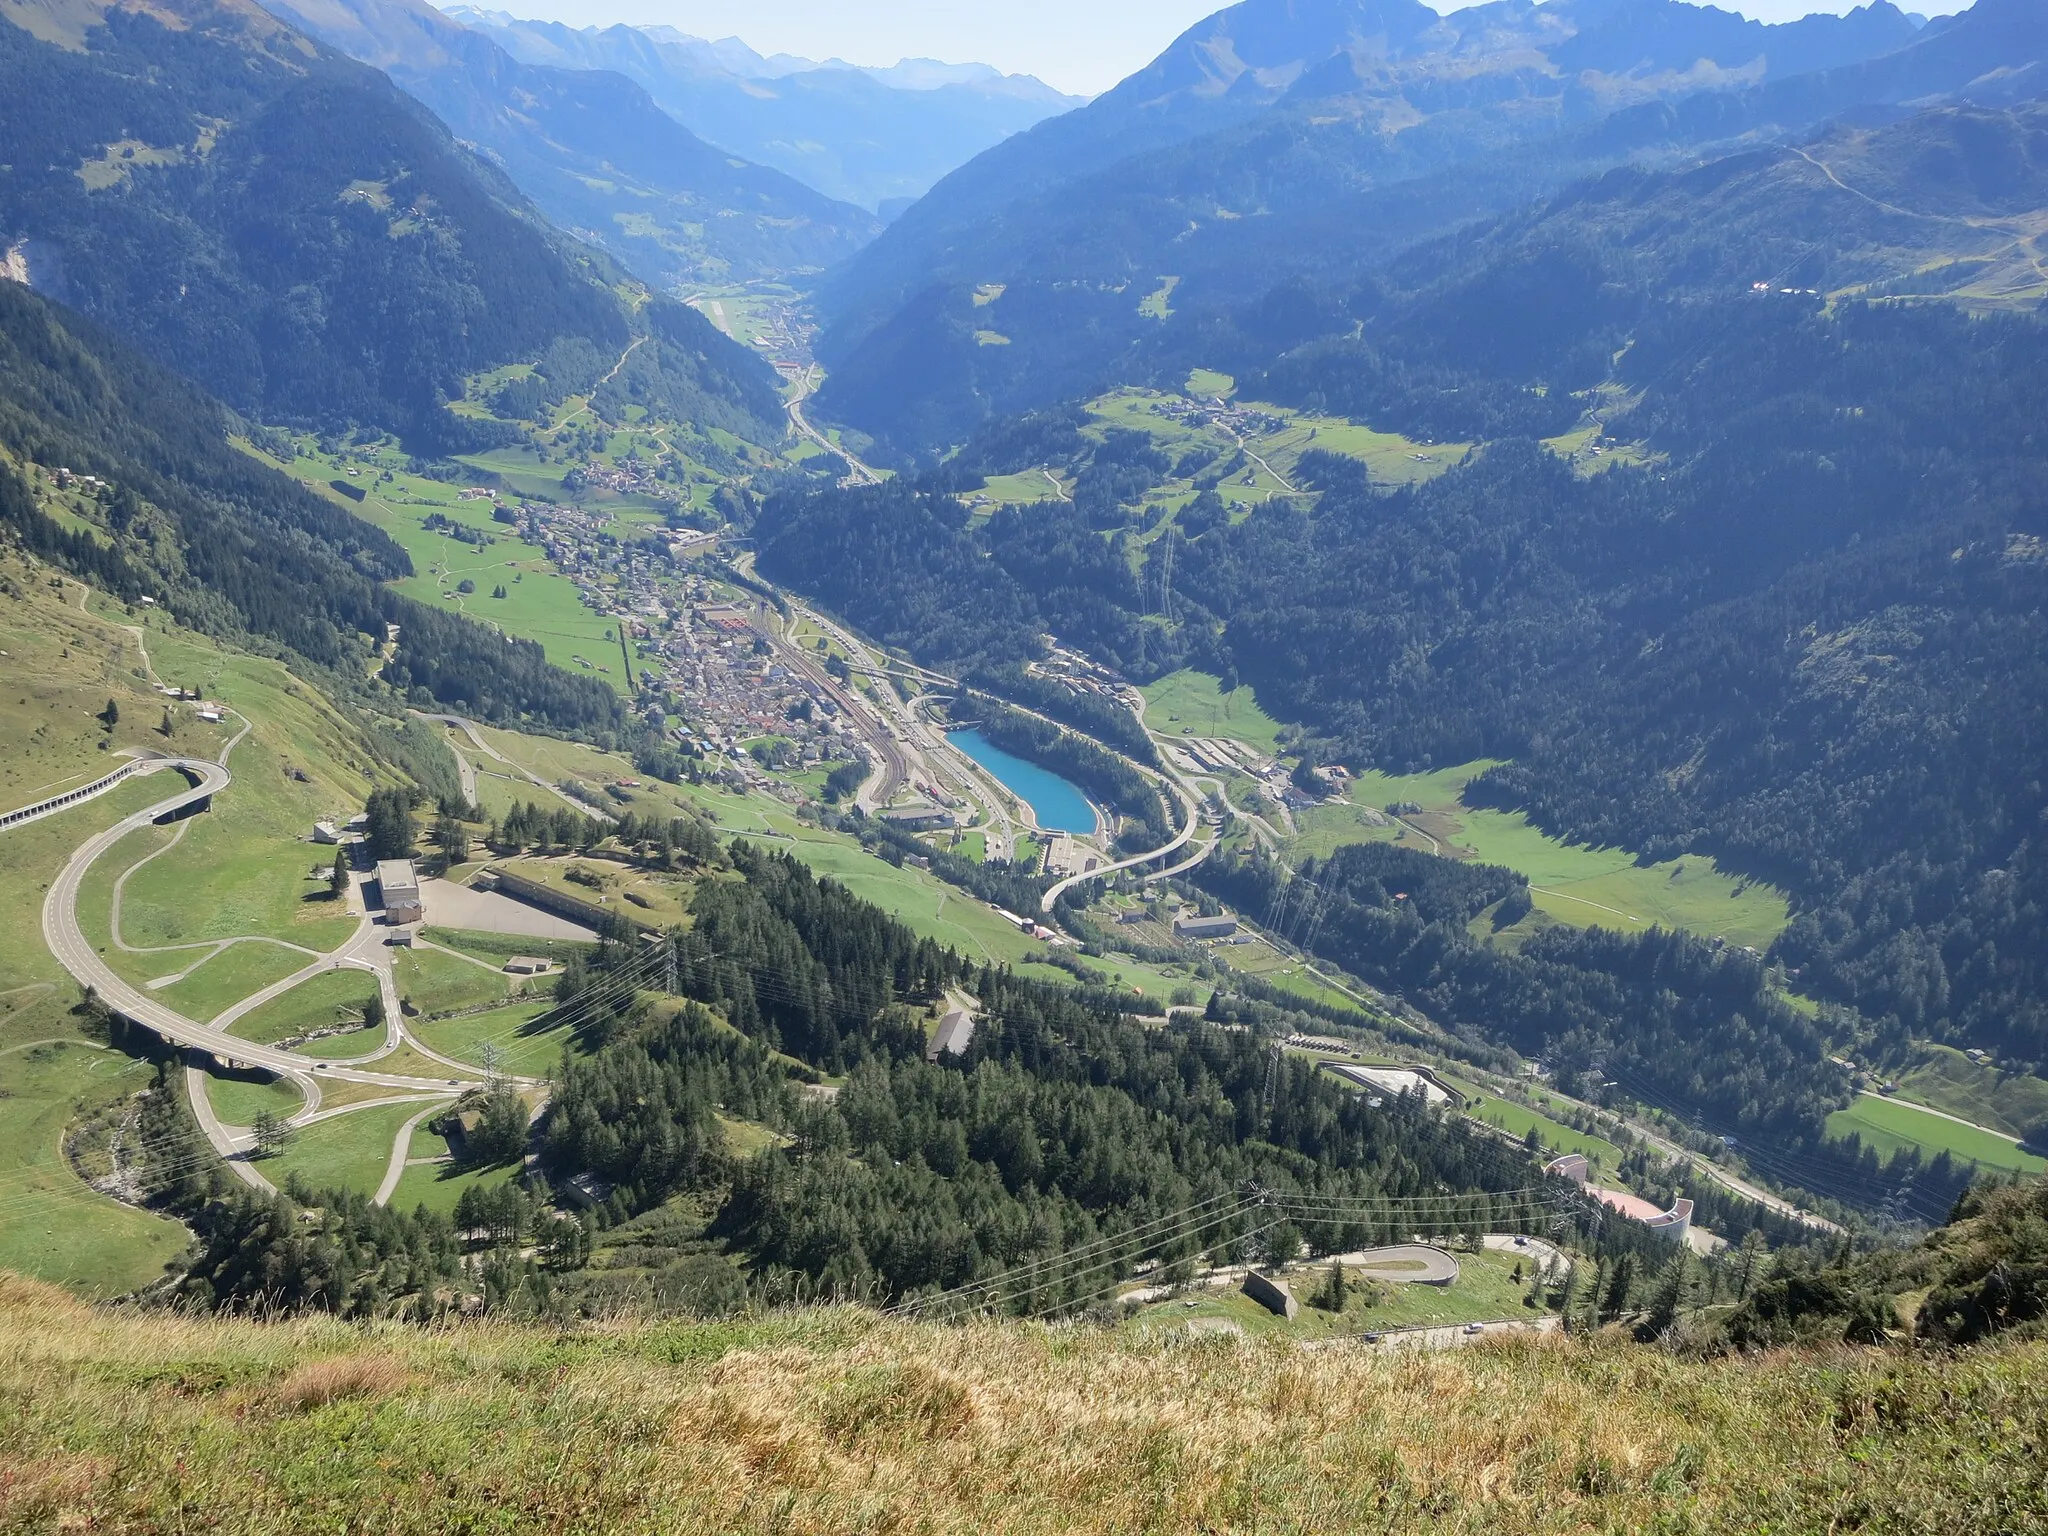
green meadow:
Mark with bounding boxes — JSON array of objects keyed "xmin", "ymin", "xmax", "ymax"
[
  {"xmin": 1295, "ymin": 762, "xmax": 1791, "ymax": 951},
  {"xmin": 1139, "ymin": 670, "xmax": 1285, "ymax": 754},
  {"xmin": 194, "ymin": 1065, "xmax": 306, "ymax": 1128},
  {"xmin": 225, "ymin": 968, "xmax": 376, "ymax": 1047},
  {"xmin": 410, "ymin": 1001, "xmax": 577, "ymax": 1081},
  {"xmin": 264, "ymin": 1100, "xmax": 445, "ymax": 1200},
  {"xmin": 1889, "ymin": 1044, "xmax": 2048, "ymax": 1141},
  {"xmin": 1825, "ymin": 1093, "xmax": 2046, "ymax": 1174},
  {"xmin": 0, "ymin": 1040, "xmax": 188, "ymax": 1295}
]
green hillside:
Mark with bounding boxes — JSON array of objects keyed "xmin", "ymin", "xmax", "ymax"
[{"xmin": 0, "ymin": 0, "xmax": 783, "ymax": 447}]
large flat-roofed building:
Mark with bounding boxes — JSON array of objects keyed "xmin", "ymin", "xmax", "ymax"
[
  {"xmin": 880, "ymin": 805, "xmax": 958, "ymax": 832},
  {"xmin": 1173, "ymin": 911, "xmax": 1239, "ymax": 940},
  {"xmin": 377, "ymin": 859, "xmax": 423, "ymax": 925}
]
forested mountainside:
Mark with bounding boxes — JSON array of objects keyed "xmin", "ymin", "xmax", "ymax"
[
  {"xmin": 145, "ymin": 839, "xmax": 1688, "ymax": 1318},
  {"xmin": 0, "ymin": 278, "xmax": 622, "ymax": 734},
  {"xmin": 757, "ymin": 97, "xmax": 2048, "ymax": 1135},
  {"xmin": 453, "ymin": 9, "xmax": 1084, "ymax": 213},
  {"xmin": 0, "ymin": 0, "xmax": 782, "ymax": 447},
  {"xmin": 812, "ymin": 0, "xmax": 2044, "ymax": 458},
  {"xmin": 255, "ymin": 0, "xmax": 880, "ymax": 286}
]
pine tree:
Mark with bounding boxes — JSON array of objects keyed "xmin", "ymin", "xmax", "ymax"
[
  {"xmin": 329, "ymin": 848, "xmax": 350, "ymax": 899},
  {"xmin": 1643, "ymin": 1251, "xmax": 1690, "ymax": 1337},
  {"xmin": 250, "ymin": 1110, "xmax": 290, "ymax": 1157},
  {"xmin": 1735, "ymin": 1228, "xmax": 1769, "ymax": 1301},
  {"xmin": 1317, "ymin": 1259, "xmax": 1348, "ymax": 1312}
]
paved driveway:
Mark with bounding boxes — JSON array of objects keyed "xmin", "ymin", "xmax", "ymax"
[{"xmin": 420, "ymin": 879, "xmax": 596, "ymax": 940}]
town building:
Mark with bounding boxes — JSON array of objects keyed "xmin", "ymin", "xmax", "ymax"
[
  {"xmin": 880, "ymin": 805, "xmax": 958, "ymax": 832},
  {"xmin": 1173, "ymin": 912, "xmax": 1240, "ymax": 940}
]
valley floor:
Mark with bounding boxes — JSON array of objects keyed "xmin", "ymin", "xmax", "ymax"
[{"xmin": 0, "ymin": 1273, "xmax": 2040, "ymax": 1533}]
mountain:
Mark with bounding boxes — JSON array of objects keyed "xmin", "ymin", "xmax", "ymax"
[
  {"xmin": 447, "ymin": 9, "xmax": 1085, "ymax": 213},
  {"xmin": 808, "ymin": 0, "xmax": 2048, "ymax": 460},
  {"xmin": 754, "ymin": 95, "xmax": 2048, "ymax": 1180},
  {"xmin": 0, "ymin": 0, "xmax": 783, "ymax": 445},
  {"xmin": 0, "ymin": 277, "xmax": 624, "ymax": 734},
  {"xmin": 254, "ymin": 0, "xmax": 880, "ymax": 285}
]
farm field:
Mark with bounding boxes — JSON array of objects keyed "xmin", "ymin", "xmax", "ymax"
[
  {"xmin": 975, "ymin": 470, "xmax": 1066, "ymax": 506},
  {"xmin": 245, "ymin": 438, "xmax": 641, "ymax": 687},
  {"xmin": 1825, "ymin": 1093, "xmax": 2046, "ymax": 1175},
  {"xmin": 1296, "ymin": 762, "xmax": 1791, "ymax": 950},
  {"xmin": 1085, "ymin": 385, "xmax": 1467, "ymax": 496},
  {"xmin": 1139, "ymin": 670, "xmax": 1285, "ymax": 754}
]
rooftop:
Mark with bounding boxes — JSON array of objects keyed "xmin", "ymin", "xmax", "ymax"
[{"xmin": 376, "ymin": 859, "xmax": 419, "ymax": 893}]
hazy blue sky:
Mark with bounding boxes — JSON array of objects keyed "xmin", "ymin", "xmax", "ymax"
[{"xmin": 460, "ymin": 0, "xmax": 1973, "ymax": 95}]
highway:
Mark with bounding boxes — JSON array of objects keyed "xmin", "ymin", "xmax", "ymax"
[
  {"xmin": 41, "ymin": 760, "xmax": 487, "ymax": 1117},
  {"xmin": 1041, "ymin": 773, "xmax": 1207, "ymax": 912},
  {"xmin": 785, "ymin": 364, "xmax": 881, "ymax": 486}
]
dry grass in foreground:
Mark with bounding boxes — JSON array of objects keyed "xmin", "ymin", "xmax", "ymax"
[{"xmin": 0, "ymin": 1272, "xmax": 2043, "ymax": 1533}]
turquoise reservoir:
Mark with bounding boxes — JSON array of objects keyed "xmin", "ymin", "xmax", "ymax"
[{"xmin": 947, "ymin": 729, "xmax": 1098, "ymax": 836}]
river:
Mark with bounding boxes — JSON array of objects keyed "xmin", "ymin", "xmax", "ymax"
[{"xmin": 946, "ymin": 729, "xmax": 1098, "ymax": 836}]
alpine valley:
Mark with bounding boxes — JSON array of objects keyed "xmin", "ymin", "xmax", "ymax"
[{"xmin": 1, "ymin": 0, "xmax": 2046, "ymax": 1529}]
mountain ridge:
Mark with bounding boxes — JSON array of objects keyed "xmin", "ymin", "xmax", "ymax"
[
  {"xmin": 812, "ymin": 0, "xmax": 2037, "ymax": 459},
  {"xmin": 255, "ymin": 0, "xmax": 880, "ymax": 283},
  {"xmin": 448, "ymin": 8, "xmax": 1085, "ymax": 211},
  {"xmin": 0, "ymin": 0, "xmax": 786, "ymax": 445}
]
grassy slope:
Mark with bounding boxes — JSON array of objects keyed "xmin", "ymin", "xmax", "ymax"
[
  {"xmin": 0, "ymin": 573, "xmax": 204, "ymax": 1292},
  {"xmin": 0, "ymin": 567, "xmax": 199, "ymax": 816},
  {"xmin": 247, "ymin": 440, "xmax": 654, "ymax": 689},
  {"xmin": 263, "ymin": 1101, "xmax": 440, "ymax": 1200},
  {"xmin": 1891, "ymin": 1044, "xmax": 2048, "ymax": 1141},
  {"xmin": 2, "ymin": 1274, "xmax": 2042, "ymax": 1533},
  {"xmin": 224, "ymin": 968, "xmax": 376, "ymax": 1047},
  {"xmin": 1443, "ymin": 1079, "xmax": 1627, "ymax": 1172},
  {"xmin": 1825, "ymin": 1094, "xmax": 2047, "ymax": 1175},
  {"xmin": 93, "ymin": 619, "xmax": 369, "ymax": 957},
  {"xmin": 0, "ymin": 1043, "xmax": 187, "ymax": 1296},
  {"xmin": 409, "ymin": 1001, "xmax": 575, "ymax": 1079},
  {"xmin": 1299, "ymin": 762, "xmax": 1792, "ymax": 951},
  {"xmin": 1139, "ymin": 669, "xmax": 1285, "ymax": 754}
]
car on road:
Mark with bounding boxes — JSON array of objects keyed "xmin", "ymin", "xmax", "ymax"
[
  {"xmin": 1463, "ymin": 1323, "xmax": 1484, "ymax": 1335},
  {"xmin": 1513, "ymin": 1235, "xmax": 1528, "ymax": 1247},
  {"xmin": 1362, "ymin": 1332, "xmax": 1382, "ymax": 1343}
]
